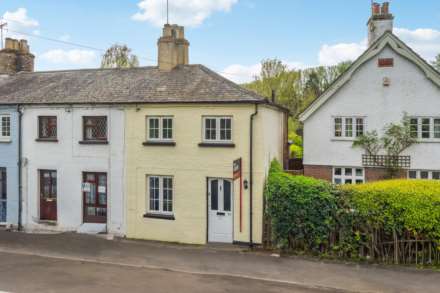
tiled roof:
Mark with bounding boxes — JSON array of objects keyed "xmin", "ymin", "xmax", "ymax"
[{"xmin": 0, "ymin": 64, "xmax": 267, "ymax": 105}]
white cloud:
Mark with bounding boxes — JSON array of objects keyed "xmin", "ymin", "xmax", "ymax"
[
  {"xmin": 40, "ymin": 49, "xmax": 97, "ymax": 65},
  {"xmin": 132, "ymin": 0, "xmax": 238, "ymax": 27},
  {"xmin": 222, "ymin": 61, "xmax": 306, "ymax": 84},
  {"xmin": 318, "ymin": 40, "xmax": 367, "ymax": 66},
  {"xmin": 318, "ymin": 27, "xmax": 440, "ymax": 66},
  {"xmin": 2, "ymin": 8, "xmax": 39, "ymax": 38}
]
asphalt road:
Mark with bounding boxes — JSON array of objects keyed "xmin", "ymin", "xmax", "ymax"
[{"xmin": 0, "ymin": 252, "xmax": 325, "ymax": 293}]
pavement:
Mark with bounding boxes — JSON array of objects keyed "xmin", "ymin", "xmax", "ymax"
[{"xmin": 0, "ymin": 231, "xmax": 438, "ymax": 293}]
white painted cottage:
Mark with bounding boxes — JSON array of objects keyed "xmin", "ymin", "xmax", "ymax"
[{"xmin": 300, "ymin": 2, "xmax": 440, "ymax": 184}]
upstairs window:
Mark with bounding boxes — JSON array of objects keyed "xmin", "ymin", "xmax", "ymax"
[
  {"xmin": 334, "ymin": 117, "xmax": 365, "ymax": 139},
  {"xmin": 203, "ymin": 117, "xmax": 232, "ymax": 142},
  {"xmin": 38, "ymin": 116, "xmax": 57, "ymax": 141},
  {"xmin": 409, "ymin": 117, "xmax": 440, "ymax": 140},
  {"xmin": 147, "ymin": 116, "xmax": 173, "ymax": 141},
  {"xmin": 0, "ymin": 115, "xmax": 11, "ymax": 141},
  {"xmin": 83, "ymin": 116, "xmax": 107, "ymax": 142}
]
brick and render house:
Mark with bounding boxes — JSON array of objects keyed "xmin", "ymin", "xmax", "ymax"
[
  {"xmin": 0, "ymin": 25, "xmax": 288, "ymax": 244},
  {"xmin": 300, "ymin": 2, "xmax": 440, "ymax": 184}
]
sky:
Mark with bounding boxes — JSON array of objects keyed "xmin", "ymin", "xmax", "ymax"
[{"xmin": 1, "ymin": 0, "xmax": 440, "ymax": 83}]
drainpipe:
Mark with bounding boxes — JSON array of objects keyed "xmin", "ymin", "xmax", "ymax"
[
  {"xmin": 249, "ymin": 104, "xmax": 258, "ymax": 249},
  {"xmin": 16, "ymin": 105, "xmax": 23, "ymax": 231}
]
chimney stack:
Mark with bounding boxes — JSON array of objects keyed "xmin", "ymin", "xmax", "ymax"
[
  {"xmin": 158, "ymin": 24, "xmax": 190, "ymax": 71},
  {"xmin": 0, "ymin": 38, "xmax": 35, "ymax": 75},
  {"xmin": 368, "ymin": 2, "xmax": 394, "ymax": 47}
]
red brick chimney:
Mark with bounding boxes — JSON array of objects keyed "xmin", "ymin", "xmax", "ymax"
[{"xmin": 368, "ymin": 2, "xmax": 394, "ymax": 46}]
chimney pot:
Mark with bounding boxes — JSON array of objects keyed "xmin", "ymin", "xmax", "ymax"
[
  {"xmin": 381, "ymin": 2, "xmax": 390, "ymax": 15},
  {"xmin": 372, "ymin": 3, "xmax": 381, "ymax": 15}
]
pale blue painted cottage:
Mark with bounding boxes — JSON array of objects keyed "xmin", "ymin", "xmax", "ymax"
[{"xmin": 0, "ymin": 107, "xmax": 19, "ymax": 226}]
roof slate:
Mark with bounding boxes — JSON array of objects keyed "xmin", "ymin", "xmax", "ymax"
[{"xmin": 0, "ymin": 64, "xmax": 266, "ymax": 105}]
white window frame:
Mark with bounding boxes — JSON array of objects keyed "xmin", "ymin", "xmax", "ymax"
[
  {"xmin": 146, "ymin": 175, "xmax": 174, "ymax": 215},
  {"xmin": 408, "ymin": 170, "xmax": 440, "ymax": 180},
  {"xmin": 0, "ymin": 114, "xmax": 11, "ymax": 142},
  {"xmin": 409, "ymin": 117, "xmax": 440, "ymax": 142},
  {"xmin": 202, "ymin": 116, "xmax": 233, "ymax": 143},
  {"xmin": 333, "ymin": 167, "xmax": 365, "ymax": 185},
  {"xmin": 146, "ymin": 116, "xmax": 174, "ymax": 142},
  {"xmin": 332, "ymin": 116, "xmax": 366, "ymax": 140}
]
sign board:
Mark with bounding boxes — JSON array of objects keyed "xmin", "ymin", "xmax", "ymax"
[{"xmin": 233, "ymin": 158, "xmax": 242, "ymax": 180}]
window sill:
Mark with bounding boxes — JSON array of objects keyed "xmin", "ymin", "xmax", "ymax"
[
  {"xmin": 143, "ymin": 213, "xmax": 175, "ymax": 221},
  {"xmin": 79, "ymin": 140, "xmax": 109, "ymax": 145},
  {"xmin": 36, "ymin": 138, "xmax": 58, "ymax": 143},
  {"xmin": 415, "ymin": 139, "xmax": 440, "ymax": 143},
  {"xmin": 198, "ymin": 142, "xmax": 235, "ymax": 148},
  {"xmin": 331, "ymin": 137, "xmax": 356, "ymax": 142},
  {"xmin": 143, "ymin": 141, "xmax": 176, "ymax": 147},
  {"xmin": 0, "ymin": 139, "xmax": 11, "ymax": 143}
]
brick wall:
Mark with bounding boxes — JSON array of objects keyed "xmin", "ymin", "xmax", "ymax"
[
  {"xmin": 303, "ymin": 165, "xmax": 332, "ymax": 181},
  {"xmin": 365, "ymin": 168, "xmax": 407, "ymax": 182}
]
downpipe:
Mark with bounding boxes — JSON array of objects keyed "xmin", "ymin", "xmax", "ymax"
[{"xmin": 249, "ymin": 104, "xmax": 258, "ymax": 249}]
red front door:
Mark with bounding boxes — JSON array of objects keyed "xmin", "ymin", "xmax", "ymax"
[
  {"xmin": 40, "ymin": 170, "xmax": 57, "ymax": 221},
  {"xmin": 83, "ymin": 172, "xmax": 107, "ymax": 223}
]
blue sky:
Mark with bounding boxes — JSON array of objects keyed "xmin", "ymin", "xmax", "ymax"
[{"xmin": 1, "ymin": 0, "xmax": 440, "ymax": 83}]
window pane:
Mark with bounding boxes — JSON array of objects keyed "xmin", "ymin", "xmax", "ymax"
[
  {"xmin": 410, "ymin": 118, "xmax": 418, "ymax": 138},
  {"xmin": 421, "ymin": 118, "xmax": 430, "ymax": 139},
  {"xmin": 408, "ymin": 171, "xmax": 417, "ymax": 179},
  {"xmin": 345, "ymin": 168, "xmax": 352, "ymax": 176},
  {"xmin": 334, "ymin": 178, "xmax": 342, "ymax": 185},
  {"xmin": 149, "ymin": 118, "xmax": 160, "ymax": 139},
  {"xmin": 334, "ymin": 118, "xmax": 342, "ymax": 137},
  {"xmin": 39, "ymin": 117, "xmax": 57, "ymax": 139},
  {"xmin": 0, "ymin": 169, "xmax": 6, "ymax": 222},
  {"xmin": 163, "ymin": 177, "xmax": 173, "ymax": 212},
  {"xmin": 334, "ymin": 168, "xmax": 342, "ymax": 176},
  {"xmin": 434, "ymin": 119, "xmax": 440, "ymax": 139},
  {"xmin": 223, "ymin": 181, "xmax": 231, "ymax": 212},
  {"xmin": 356, "ymin": 169, "xmax": 363, "ymax": 177},
  {"xmin": 205, "ymin": 118, "xmax": 217, "ymax": 140},
  {"xmin": 220, "ymin": 118, "xmax": 231, "ymax": 141},
  {"xmin": 433, "ymin": 172, "xmax": 440, "ymax": 180},
  {"xmin": 210, "ymin": 180, "xmax": 218, "ymax": 211},
  {"xmin": 345, "ymin": 179, "xmax": 353, "ymax": 184},
  {"xmin": 355, "ymin": 180, "xmax": 364, "ymax": 184},
  {"xmin": 356, "ymin": 118, "xmax": 364, "ymax": 137},
  {"xmin": 420, "ymin": 171, "xmax": 429, "ymax": 179},
  {"xmin": 345, "ymin": 118, "xmax": 353, "ymax": 137},
  {"xmin": 149, "ymin": 177, "xmax": 160, "ymax": 211},
  {"xmin": 162, "ymin": 118, "xmax": 173, "ymax": 140},
  {"xmin": 84, "ymin": 117, "xmax": 107, "ymax": 141}
]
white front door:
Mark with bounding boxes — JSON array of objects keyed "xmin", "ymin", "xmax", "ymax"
[{"xmin": 208, "ymin": 178, "xmax": 233, "ymax": 243}]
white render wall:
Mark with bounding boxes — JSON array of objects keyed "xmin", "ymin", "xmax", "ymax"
[
  {"xmin": 304, "ymin": 46, "xmax": 440, "ymax": 170},
  {"xmin": 21, "ymin": 105, "xmax": 125, "ymax": 235}
]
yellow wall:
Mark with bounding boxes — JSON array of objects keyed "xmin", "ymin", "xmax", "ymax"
[{"xmin": 125, "ymin": 104, "xmax": 285, "ymax": 244}]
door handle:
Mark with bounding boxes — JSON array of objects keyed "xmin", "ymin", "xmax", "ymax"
[{"xmin": 217, "ymin": 212, "xmax": 225, "ymax": 216}]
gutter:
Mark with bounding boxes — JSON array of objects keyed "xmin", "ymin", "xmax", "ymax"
[
  {"xmin": 249, "ymin": 104, "xmax": 258, "ymax": 248},
  {"xmin": 16, "ymin": 105, "xmax": 23, "ymax": 230}
]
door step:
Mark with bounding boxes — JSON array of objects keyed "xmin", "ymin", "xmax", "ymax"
[{"xmin": 77, "ymin": 223, "xmax": 106, "ymax": 234}]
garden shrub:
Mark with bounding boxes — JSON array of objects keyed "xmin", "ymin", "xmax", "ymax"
[
  {"xmin": 343, "ymin": 180, "xmax": 440, "ymax": 240},
  {"xmin": 265, "ymin": 160, "xmax": 440, "ymax": 263},
  {"xmin": 265, "ymin": 161, "xmax": 337, "ymax": 251}
]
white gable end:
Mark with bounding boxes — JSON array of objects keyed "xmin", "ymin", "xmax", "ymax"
[{"xmin": 303, "ymin": 39, "xmax": 440, "ymax": 170}]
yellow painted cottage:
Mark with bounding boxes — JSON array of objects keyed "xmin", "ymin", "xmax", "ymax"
[{"xmin": 125, "ymin": 24, "xmax": 288, "ymax": 245}]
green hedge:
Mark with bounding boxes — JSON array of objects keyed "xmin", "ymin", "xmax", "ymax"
[
  {"xmin": 343, "ymin": 180, "xmax": 440, "ymax": 240},
  {"xmin": 265, "ymin": 160, "xmax": 440, "ymax": 263},
  {"xmin": 265, "ymin": 161, "xmax": 337, "ymax": 251}
]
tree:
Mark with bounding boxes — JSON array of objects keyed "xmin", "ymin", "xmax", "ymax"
[
  {"xmin": 352, "ymin": 131, "xmax": 381, "ymax": 156},
  {"xmin": 101, "ymin": 44, "xmax": 139, "ymax": 69},
  {"xmin": 432, "ymin": 54, "xmax": 440, "ymax": 71}
]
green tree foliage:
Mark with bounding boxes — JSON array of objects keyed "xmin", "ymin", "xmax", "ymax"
[
  {"xmin": 101, "ymin": 44, "xmax": 139, "ymax": 69},
  {"xmin": 352, "ymin": 131, "xmax": 381, "ymax": 156},
  {"xmin": 382, "ymin": 115, "xmax": 417, "ymax": 157},
  {"xmin": 244, "ymin": 59, "xmax": 352, "ymax": 158},
  {"xmin": 432, "ymin": 53, "xmax": 440, "ymax": 71}
]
